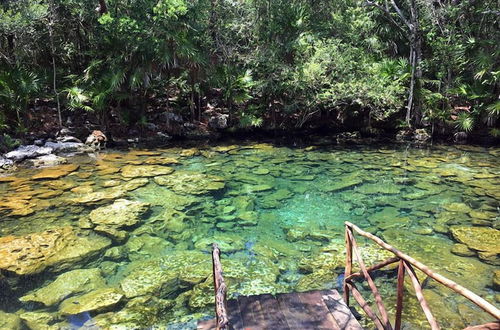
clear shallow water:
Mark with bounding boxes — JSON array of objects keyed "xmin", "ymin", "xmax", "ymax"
[{"xmin": 0, "ymin": 141, "xmax": 498, "ymax": 329}]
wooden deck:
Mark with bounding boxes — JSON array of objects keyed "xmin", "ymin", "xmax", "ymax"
[{"xmin": 197, "ymin": 289, "xmax": 363, "ymax": 330}]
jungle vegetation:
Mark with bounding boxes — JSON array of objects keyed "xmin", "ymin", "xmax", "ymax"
[{"xmin": 0, "ymin": 0, "xmax": 498, "ymax": 140}]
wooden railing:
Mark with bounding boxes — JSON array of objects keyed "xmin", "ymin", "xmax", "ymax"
[
  {"xmin": 212, "ymin": 243, "xmax": 229, "ymax": 330},
  {"xmin": 343, "ymin": 221, "xmax": 500, "ymax": 330}
]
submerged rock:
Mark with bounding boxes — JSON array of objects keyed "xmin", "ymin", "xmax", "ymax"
[
  {"xmin": 0, "ymin": 227, "xmax": 111, "ymax": 275},
  {"xmin": 121, "ymin": 165, "xmax": 174, "ymax": 178},
  {"xmin": 32, "ymin": 164, "xmax": 79, "ymax": 180},
  {"xmin": 119, "ymin": 250, "xmax": 210, "ymax": 298},
  {"xmin": 20, "ymin": 268, "xmax": 106, "ymax": 306},
  {"xmin": 320, "ymin": 174, "xmax": 363, "ymax": 192},
  {"xmin": 19, "ymin": 311, "xmax": 57, "ymax": 330},
  {"xmin": 450, "ymin": 243, "xmax": 476, "ymax": 257},
  {"xmin": 89, "ymin": 198, "xmax": 150, "ymax": 241},
  {"xmin": 450, "ymin": 226, "xmax": 500, "ymax": 254},
  {"xmin": 59, "ymin": 288, "xmax": 124, "ymax": 315},
  {"xmin": 89, "ymin": 199, "xmax": 150, "ymax": 228},
  {"xmin": 69, "ymin": 178, "xmax": 148, "ymax": 204},
  {"xmin": 153, "ymin": 171, "xmax": 225, "ymax": 195},
  {"xmin": 0, "ymin": 311, "xmax": 21, "ymax": 330}
]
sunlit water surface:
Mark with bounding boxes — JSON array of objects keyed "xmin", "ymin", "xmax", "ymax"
[{"xmin": 0, "ymin": 141, "xmax": 498, "ymax": 329}]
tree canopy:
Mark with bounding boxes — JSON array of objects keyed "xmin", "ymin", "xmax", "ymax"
[{"xmin": 0, "ymin": 0, "xmax": 498, "ymax": 139}]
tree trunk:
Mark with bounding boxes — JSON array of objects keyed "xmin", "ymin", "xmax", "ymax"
[
  {"xmin": 98, "ymin": 0, "xmax": 108, "ymax": 15},
  {"xmin": 48, "ymin": 1, "xmax": 62, "ymax": 128},
  {"xmin": 405, "ymin": 0, "xmax": 422, "ymax": 127}
]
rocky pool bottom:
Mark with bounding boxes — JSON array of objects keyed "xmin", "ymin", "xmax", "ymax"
[{"xmin": 0, "ymin": 142, "xmax": 498, "ymax": 329}]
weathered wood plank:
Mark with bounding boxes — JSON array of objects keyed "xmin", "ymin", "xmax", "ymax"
[
  {"xmin": 297, "ymin": 291, "xmax": 341, "ymax": 330},
  {"xmin": 197, "ymin": 289, "xmax": 362, "ymax": 330},
  {"xmin": 227, "ymin": 298, "xmax": 244, "ymax": 329},
  {"xmin": 257, "ymin": 294, "xmax": 289, "ymax": 329},
  {"xmin": 321, "ymin": 290, "xmax": 364, "ymax": 330},
  {"xmin": 238, "ymin": 295, "xmax": 266, "ymax": 329}
]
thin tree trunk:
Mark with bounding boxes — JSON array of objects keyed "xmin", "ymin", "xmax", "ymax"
[
  {"xmin": 98, "ymin": 0, "xmax": 108, "ymax": 15},
  {"xmin": 406, "ymin": 44, "xmax": 416, "ymax": 126},
  {"xmin": 48, "ymin": 2, "xmax": 62, "ymax": 128}
]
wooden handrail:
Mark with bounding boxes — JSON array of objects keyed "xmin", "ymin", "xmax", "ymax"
[
  {"xmin": 347, "ymin": 228, "xmax": 393, "ymax": 329},
  {"xmin": 344, "ymin": 221, "xmax": 500, "ymax": 320},
  {"xmin": 344, "ymin": 221, "xmax": 500, "ymax": 330},
  {"xmin": 212, "ymin": 243, "xmax": 229, "ymax": 330}
]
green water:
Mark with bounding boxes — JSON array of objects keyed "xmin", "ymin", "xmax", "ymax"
[{"xmin": 0, "ymin": 141, "xmax": 498, "ymax": 329}]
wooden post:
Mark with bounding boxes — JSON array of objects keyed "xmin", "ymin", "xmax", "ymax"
[
  {"xmin": 212, "ymin": 244, "xmax": 229, "ymax": 330},
  {"xmin": 403, "ymin": 262, "xmax": 440, "ymax": 330},
  {"xmin": 395, "ymin": 259, "xmax": 405, "ymax": 330},
  {"xmin": 347, "ymin": 229, "xmax": 393, "ymax": 330},
  {"xmin": 347, "ymin": 282, "xmax": 385, "ymax": 330},
  {"xmin": 344, "ymin": 226, "xmax": 353, "ymax": 305}
]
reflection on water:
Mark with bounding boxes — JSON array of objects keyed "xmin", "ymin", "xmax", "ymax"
[{"xmin": 0, "ymin": 141, "xmax": 498, "ymax": 329}]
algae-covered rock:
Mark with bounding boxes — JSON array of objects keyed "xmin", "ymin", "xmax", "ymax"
[
  {"xmin": 444, "ymin": 202, "xmax": 472, "ymax": 213},
  {"xmin": 122, "ymin": 165, "xmax": 174, "ymax": 178},
  {"xmin": 82, "ymin": 296, "xmax": 172, "ymax": 329},
  {"xmin": 153, "ymin": 171, "xmax": 224, "ymax": 195},
  {"xmin": 493, "ymin": 270, "xmax": 500, "ymax": 290},
  {"xmin": 194, "ymin": 234, "xmax": 246, "ymax": 253},
  {"xmin": 357, "ymin": 183, "xmax": 400, "ymax": 195},
  {"xmin": 69, "ymin": 178, "xmax": 148, "ymax": 204},
  {"xmin": 0, "ymin": 310, "xmax": 21, "ymax": 330},
  {"xmin": 59, "ymin": 288, "xmax": 124, "ymax": 315},
  {"xmin": 450, "ymin": 244, "xmax": 476, "ymax": 257},
  {"xmin": 296, "ymin": 269, "xmax": 336, "ymax": 292},
  {"xmin": 236, "ymin": 211, "xmax": 259, "ymax": 225},
  {"xmin": 19, "ymin": 311, "xmax": 57, "ymax": 330},
  {"xmin": 19, "ymin": 268, "xmax": 106, "ymax": 306},
  {"xmin": 450, "ymin": 226, "xmax": 500, "ymax": 254},
  {"xmin": 119, "ymin": 250, "xmax": 210, "ymax": 298},
  {"xmin": 0, "ymin": 227, "xmax": 111, "ymax": 275},
  {"xmin": 89, "ymin": 199, "xmax": 150, "ymax": 228},
  {"xmin": 125, "ymin": 235, "xmax": 173, "ymax": 261},
  {"xmin": 319, "ymin": 174, "xmax": 363, "ymax": 192},
  {"xmin": 32, "ymin": 164, "xmax": 79, "ymax": 180}
]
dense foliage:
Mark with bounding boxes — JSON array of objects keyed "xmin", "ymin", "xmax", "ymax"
[{"xmin": 0, "ymin": 0, "xmax": 498, "ymax": 138}]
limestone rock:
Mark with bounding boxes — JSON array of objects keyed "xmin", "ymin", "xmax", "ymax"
[
  {"xmin": 19, "ymin": 311, "xmax": 57, "ymax": 330},
  {"xmin": 153, "ymin": 171, "xmax": 225, "ymax": 195},
  {"xmin": 0, "ymin": 156, "xmax": 15, "ymax": 172},
  {"xmin": 0, "ymin": 227, "xmax": 111, "ymax": 275},
  {"xmin": 119, "ymin": 250, "xmax": 210, "ymax": 298},
  {"xmin": 32, "ymin": 164, "xmax": 79, "ymax": 180},
  {"xmin": 320, "ymin": 174, "xmax": 363, "ymax": 192},
  {"xmin": 89, "ymin": 199, "xmax": 150, "ymax": 227},
  {"xmin": 20, "ymin": 268, "xmax": 106, "ymax": 306},
  {"xmin": 59, "ymin": 288, "xmax": 124, "ymax": 315},
  {"xmin": 493, "ymin": 270, "xmax": 500, "ymax": 290},
  {"xmin": 0, "ymin": 311, "xmax": 21, "ymax": 330},
  {"xmin": 450, "ymin": 226, "xmax": 500, "ymax": 254},
  {"xmin": 44, "ymin": 141, "xmax": 92, "ymax": 154},
  {"xmin": 121, "ymin": 165, "xmax": 174, "ymax": 178},
  {"xmin": 25, "ymin": 154, "xmax": 68, "ymax": 167},
  {"xmin": 69, "ymin": 178, "xmax": 148, "ymax": 204},
  {"xmin": 89, "ymin": 199, "xmax": 149, "ymax": 242},
  {"xmin": 5, "ymin": 145, "xmax": 53, "ymax": 162},
  {"xmin": 450, "ymin": 244, "xmax": 476, "ymax": 257}
]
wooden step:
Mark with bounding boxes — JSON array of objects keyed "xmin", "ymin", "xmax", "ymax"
[{"xmin": 197, "ymin": 289, "xmax": 363, "ymax": 330}]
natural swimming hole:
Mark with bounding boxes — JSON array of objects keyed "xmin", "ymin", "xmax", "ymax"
[{"xmin": 0, "ymin": 141, "xmax": 498, "ymax": 329}]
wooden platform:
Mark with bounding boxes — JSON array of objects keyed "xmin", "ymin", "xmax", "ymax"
[{"xmin": 197, "ymin": 289, "xmax": 363, "ymax": 330}]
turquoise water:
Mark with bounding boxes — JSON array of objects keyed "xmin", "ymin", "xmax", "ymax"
[{"xmin": 0, "ymin": 141, "xmax": 498, "ymax": 329}]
